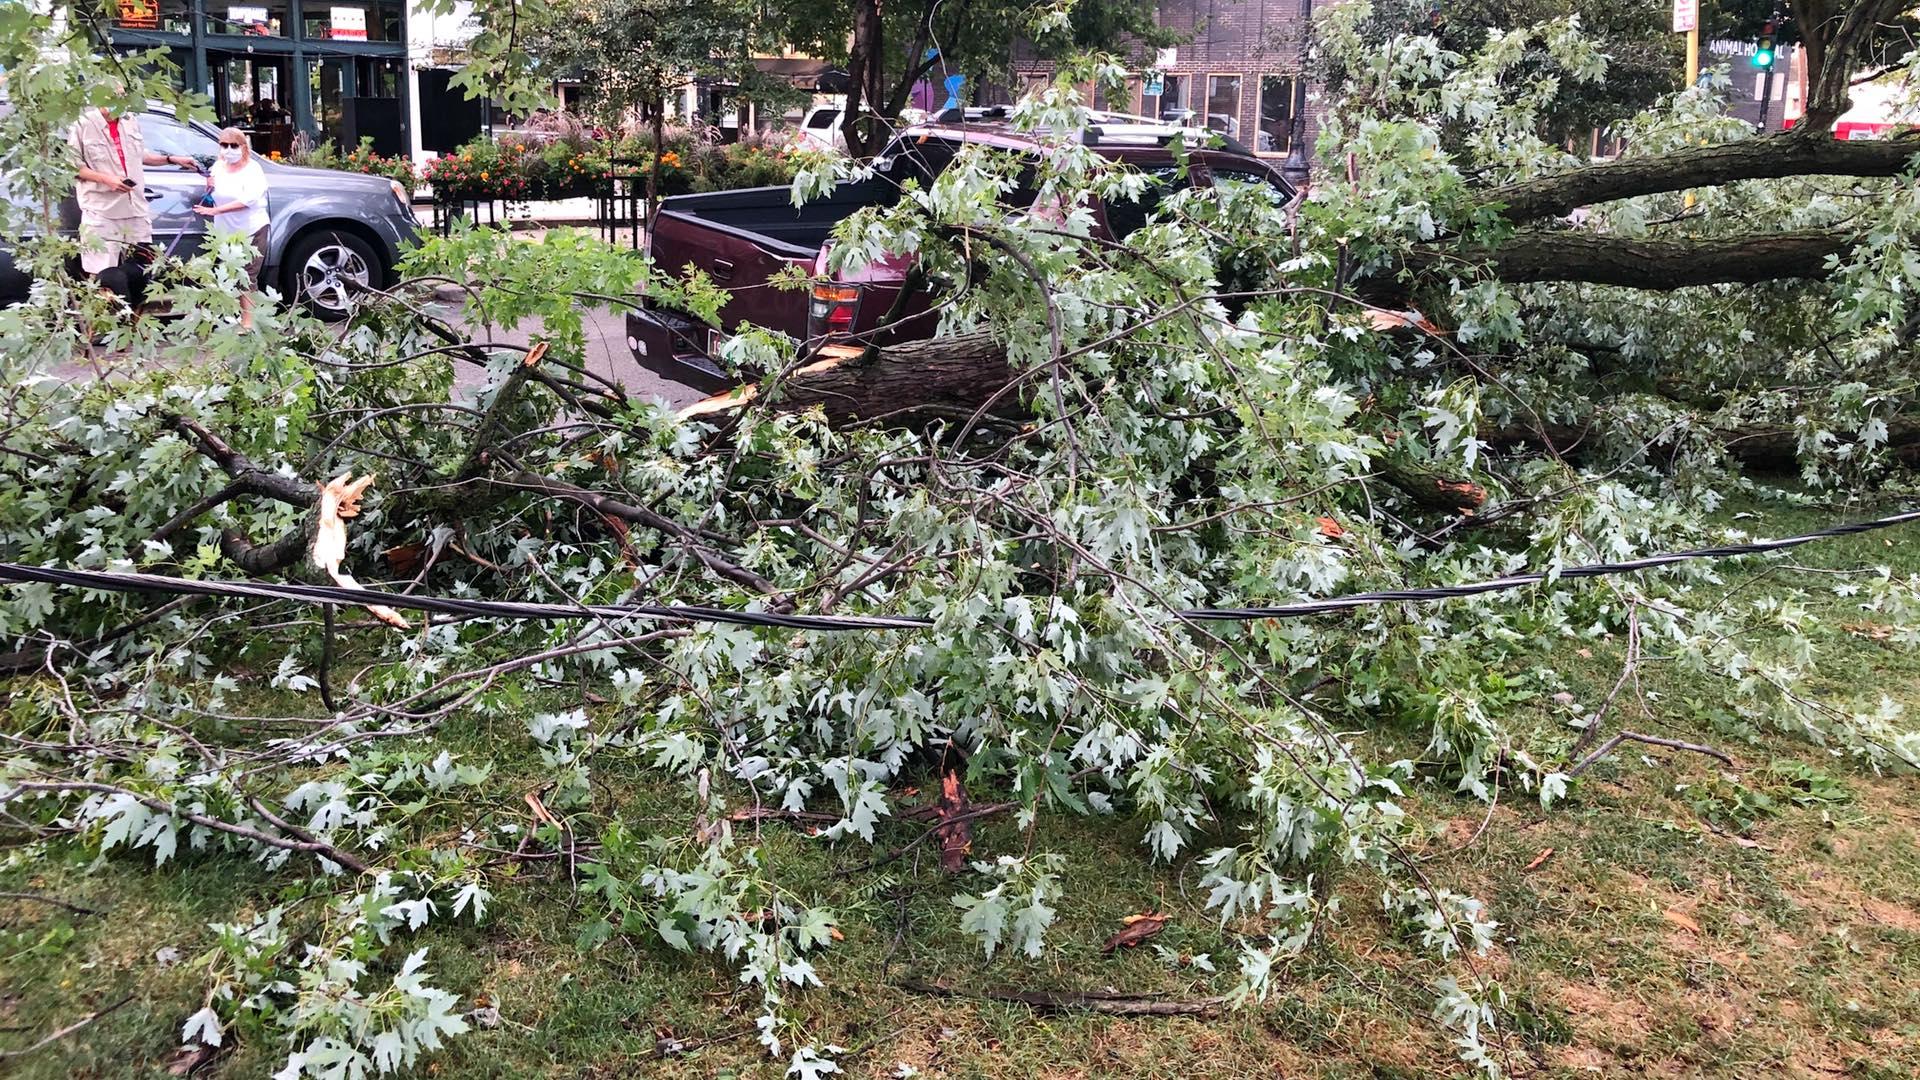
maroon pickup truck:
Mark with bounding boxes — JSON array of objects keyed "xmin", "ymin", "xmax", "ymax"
[{"xmin": 626, "ymin": 117, "xmax": 1298, "ymax": 392}]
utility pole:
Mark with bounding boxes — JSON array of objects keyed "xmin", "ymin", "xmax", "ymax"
[
  {"xmin": 1676, "ymin": 0, "xmax": 1698, "ymax": 207},
  {"xmin": 1685, "ymin": 17, "xmax": 1698, "ymax": 90}
]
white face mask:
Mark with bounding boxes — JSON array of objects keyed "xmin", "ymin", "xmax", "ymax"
[{"xmin": 220, "ymin": 147, "xmax": 243, "ymax": 164}]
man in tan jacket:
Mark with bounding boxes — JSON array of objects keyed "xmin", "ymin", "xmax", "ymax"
[{"xmin": 69, "ymin": 101, "xmax": 197, "ymax": 307}]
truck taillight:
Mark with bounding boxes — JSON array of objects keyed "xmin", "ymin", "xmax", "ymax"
[{"xmin": 809, "ymin": 283, "xmax": 859, "ymax": 333}]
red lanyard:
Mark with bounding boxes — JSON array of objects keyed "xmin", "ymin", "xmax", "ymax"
[{"xmin": 104, "ymin": 116, "xmax": 129, "ymax": 175}]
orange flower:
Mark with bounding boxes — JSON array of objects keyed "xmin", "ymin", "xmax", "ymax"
[{"xmin": 480, "ymin": 171, "xmax": 489, "ymax": 179}]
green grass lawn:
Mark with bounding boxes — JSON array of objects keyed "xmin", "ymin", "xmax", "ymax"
[{"xmin": 6, "ymin": 501, "xmax": 1920, "ymax": 1078}]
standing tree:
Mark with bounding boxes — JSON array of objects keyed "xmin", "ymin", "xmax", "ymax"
[
  {"xmin": 773, "ymin": 0, "xmax": 1177, "ymax": 157},
  {"xmin": 526, "ymin": 0, "xmax": 773, "ymax": 216}
]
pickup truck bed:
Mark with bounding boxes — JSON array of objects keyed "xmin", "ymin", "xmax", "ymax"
[
  {"xmin": 627, "ymin": 123, "xmax": 1294, "ymax": 394},
  {"xmin": 658, "ymin": 175, "xmax": 901, "ymax": 255}
]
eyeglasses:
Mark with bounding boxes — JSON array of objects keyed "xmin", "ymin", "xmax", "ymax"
[{"xmin": 219, "ymin": 141, "xmax": 244, "ymax": 148}]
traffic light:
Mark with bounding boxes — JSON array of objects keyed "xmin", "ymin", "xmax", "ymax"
[{"xmin": 1752, "ymin": 21, "xmax": 1777, "ymax": 68}]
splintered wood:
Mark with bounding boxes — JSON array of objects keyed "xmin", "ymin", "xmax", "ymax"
[{"xmin": 312, "ymin": 473, "xmax": 409, "ymax": 629}]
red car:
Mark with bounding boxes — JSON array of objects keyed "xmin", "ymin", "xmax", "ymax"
[{"xmin": 626, "ymin": 114, "xmax": 1298, "ymax": 392}]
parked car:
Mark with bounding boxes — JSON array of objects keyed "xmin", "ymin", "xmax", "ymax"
[
  {"xmin": 786, "ymin": 105, "xmax": 927, "ymax": 155},
  {"xmin": 628, "ymin": 115, "xmax": 1295, "ymax": 392},
  {"xmin": 0, "ymin": 102, "xmax": 418, "ymax": 320}
]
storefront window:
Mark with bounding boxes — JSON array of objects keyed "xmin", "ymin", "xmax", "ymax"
[
  {"xmin": 1093, "ymin": 79, "xmax": 1139, "ymax": 116},
  {"xmin": 1258, "ymin": 75, "xmax": 1296, "ymax": 154},
  {"xmin": 1151, "ymin": 74, "xmax": 1188, "ymax": 123},
  {"xmin": 1205, "ymin": 75, "xmax": 1241, "ymax": 138},
  {"xmin": 210, "ymin": 1, "xmax": 288, "ymax": 37},
  {"xmin": 217, "ymin": 56, "xmax": 292, "ymax": 125},
  {"xmin": 355, "ymin": 57, "xmax": 402, "ymax": 98}
]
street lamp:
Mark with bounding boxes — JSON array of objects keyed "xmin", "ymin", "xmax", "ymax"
[{"xmin": 1281, "ymin": 0, "xmax": 1312, "ymax": 187}]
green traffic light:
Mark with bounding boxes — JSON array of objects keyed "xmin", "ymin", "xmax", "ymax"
[{"xmin": 1751, "ymin": 47, "xmax": 1774, "ymax": 67}]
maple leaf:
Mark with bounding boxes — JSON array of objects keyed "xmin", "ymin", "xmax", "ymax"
[{"xmin": 1101, "ymin": 912, "xmax": 1169, "ymax": 953}]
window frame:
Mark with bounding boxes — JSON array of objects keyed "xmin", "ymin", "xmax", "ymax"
[
  {"xmin": 1150, "ymin": 73, "xmax": 1189, "ymax": 124},
  {"xmin": 1257, "ymin": 75, "xmax": 1297, "ymax": 158},
  {"xmin": 1204, "ymin": 73, "xmax": 1242, "ymax": 141}
]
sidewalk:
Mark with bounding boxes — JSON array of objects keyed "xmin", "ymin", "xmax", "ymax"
[{"xmin": 411, "ymin": 195, "xmax": 604, "ymax": 230}]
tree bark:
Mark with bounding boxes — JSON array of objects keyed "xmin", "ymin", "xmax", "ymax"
[
  {"xmin": 648, "ymin": 94, "xmax": 666, "ymax": 225},
  {"xmin": 1419, "ymin": 228, "xmax": 1857, "ymax": 289},
  {"xmin": 1794, "ymin": 0, "xmax": 1914, "ymax": 131},
  {"xmin": 843, "ymin": 0, "xmax": 886, "ymax": 158},
  {"xmin": 1484, "ymin": 130, "xmax": 1920, "ymax": 224},
  {"xmin": 680, "ymin": 334, "xmax": 1020, "ymax": 427}
]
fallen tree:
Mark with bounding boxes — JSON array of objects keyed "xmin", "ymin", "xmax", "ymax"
[{"xmin": 7, "ymin": 3, "xmax": 1920, "ymax": 1078}]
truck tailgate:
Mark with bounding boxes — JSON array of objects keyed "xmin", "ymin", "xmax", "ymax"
[{"xmin": 650, "ymin": 209, "xmax": 817, "ymax": 341}]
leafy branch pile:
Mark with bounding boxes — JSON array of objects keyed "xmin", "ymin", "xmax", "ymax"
[{"xmin": 6, "ymin": 2, "xmax": 1920, "ymax": 1077}]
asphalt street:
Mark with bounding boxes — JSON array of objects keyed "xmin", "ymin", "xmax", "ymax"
[{"xmin": 429, "ymin": 299, "xmax": 707, "ymax": 408}]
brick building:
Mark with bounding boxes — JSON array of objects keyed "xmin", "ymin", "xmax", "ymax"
[{"xmin": 1002, "ymin": 0, "xmax": 1317, "ymax": 160}]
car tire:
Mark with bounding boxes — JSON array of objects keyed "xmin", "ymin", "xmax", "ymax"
[{"xmin": 281, "ymin": 228, "xmax": 383, "ymax": 321}]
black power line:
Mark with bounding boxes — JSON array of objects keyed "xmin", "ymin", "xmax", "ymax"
[{"xmin": 0, "ymin": 509, "xmax": 1915, "ymax": 634}]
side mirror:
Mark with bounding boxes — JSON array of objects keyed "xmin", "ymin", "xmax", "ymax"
[{"xmin": 873, "ymin": 156, "xmax": 895, "ymax": 174}]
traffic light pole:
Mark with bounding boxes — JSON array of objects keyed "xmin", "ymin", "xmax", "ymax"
[{"xmin": 1754, "ymin": 6, "xmax": 1783, "ymax": 131}]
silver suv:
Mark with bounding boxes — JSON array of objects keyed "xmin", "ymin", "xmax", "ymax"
[{"xmin": 1, "ymin": 104, "xmax": 418, "ymax": 320}]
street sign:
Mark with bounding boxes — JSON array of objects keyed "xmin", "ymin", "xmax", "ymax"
[{"xmin": 1673, "ymin": 0, "xmax": 1697, "ymax": 34}]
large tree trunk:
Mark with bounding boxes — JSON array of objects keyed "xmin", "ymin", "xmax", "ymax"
[
  {"xmin": 1462, "ymin": 0, "xmax": 1915, "ymax": 228},
  {"xmin": 681, "ymin": 337, "xmax": 1490, "ymax": 511},
  {"xmin": 1484, "ymin": 130, "xmax": 1920, "ymax": 224},
  {"xmin": 843, "ymin": 0, "xmax": 886, "ymax": 158},
  {"xmin": 1417, "ymin": 228, "xmax": 1857, "ymax": 289},
  {"xmin": 682, "ymin": 335, "xmax": 1016, "ymax": 427}
]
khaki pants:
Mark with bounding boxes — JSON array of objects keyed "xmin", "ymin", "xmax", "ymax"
[{"xmin": 78, "ymin": 215, "xmax": 154, "ymax": 275}]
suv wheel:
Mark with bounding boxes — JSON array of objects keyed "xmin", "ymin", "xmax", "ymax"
[{"xmin": 283, "ymin": 229, "xmax": 381, "ymax": 321}]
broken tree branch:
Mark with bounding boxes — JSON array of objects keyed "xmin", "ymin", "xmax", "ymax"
[
  {"xmin": 1413, "ymin": 228, "xmax": 1856, "ymax": 290},
  {"xmin": 5, "ymin": 780, "xmax": 371, "ymax": 874},
  {"xmin": 1568, "ymin": 730, "xmax": 1736, "ymax": 777},
  {"xmin": 167, "ymin": 415, "xmax": 317, "ymax": 509},
  {"xmin": 0, "ymin": 995, "xmax": 135, "ymax": 1060},
  {"xmin": 0, "ymin": 891, "xmax": 101, "ymax": 915}
]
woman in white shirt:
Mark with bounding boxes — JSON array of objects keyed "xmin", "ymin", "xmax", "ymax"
[{"xmin": 193, "ymin": 127, "xmax": 271, "ymax": 329}]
